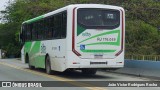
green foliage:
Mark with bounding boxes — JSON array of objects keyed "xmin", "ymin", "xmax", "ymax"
[
  {"xmin": 0, "ymin": 0, "xmax": 160, "ymax": 57},
  {"xmin": 4, "ymin": 43, "xmax": 20, "ymax": 57},
  {"xmin": 126, "ymin": 20, "xmax": 159, "ymax": 55},
  {"xmin": 123, "ymin": 0, "xmax": 160, "ymax": 27}
]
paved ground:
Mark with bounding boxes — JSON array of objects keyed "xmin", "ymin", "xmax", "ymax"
[{"xmin": 0, "ymin": 59, "xmax": 160, "ymax": 90}]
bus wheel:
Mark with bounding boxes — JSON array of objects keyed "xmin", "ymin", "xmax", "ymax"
[
  {"xmin": 45, "ymin": 56, "xmax": 52, "ymax": 75},
  {"xmin": 82, "ymin": 69, "xmax": 97, "ymax": 75},
  {"xmin": 26, "ymin": 55, "xmax": 35, "ymax": 70}
]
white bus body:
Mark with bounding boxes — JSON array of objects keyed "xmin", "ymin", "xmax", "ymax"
[{"xmin": 21, "ymin": 4, "xmax": 125, "ymax": 74}]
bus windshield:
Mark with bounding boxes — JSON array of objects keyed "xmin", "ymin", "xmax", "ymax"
[{"xmin": 77, "ymin": 8, "xmax": 120, "ymax": 29}]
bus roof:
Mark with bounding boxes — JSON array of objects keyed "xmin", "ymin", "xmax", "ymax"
[{"xmin": 22, "ymin": 4, "xmax": 124, "ymax": 24}]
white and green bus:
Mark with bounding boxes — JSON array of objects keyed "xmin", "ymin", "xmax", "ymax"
[{"xmin": 20, "ymin": 4, "xmax": 125, "ymax": 75}]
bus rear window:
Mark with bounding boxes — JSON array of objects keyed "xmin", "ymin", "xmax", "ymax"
[{"xmin": 77, "ymin": 8, "xmax": 120, "ymax": 29}]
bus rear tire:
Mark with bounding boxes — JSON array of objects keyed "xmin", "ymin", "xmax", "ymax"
[
  {"xmin": 45, "ymin": 56, "xmax": 52, "ymax": 75},
  {"xmin": 82, "ymin": 69, "xmax": 97, "ymax": 75},
  {"xmin": 26, "ymin": 54, "xmax": 35, "ymax": 70}
]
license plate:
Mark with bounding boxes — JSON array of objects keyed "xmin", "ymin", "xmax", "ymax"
[{"xmin": 94, "ymin": 55, "xmax": 103, "ymax": 59}]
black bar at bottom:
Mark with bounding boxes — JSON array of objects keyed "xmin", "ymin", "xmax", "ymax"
[{"xmin": 0, "ymin": 81, "xmax": 160, "ymax": 87}]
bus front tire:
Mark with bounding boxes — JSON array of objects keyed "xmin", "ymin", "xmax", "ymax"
[
  {"xmin": 82, "ymin": 69, "xmax": 97, "ymax": 75},
  {"xmin": 45, "ymin": 56, "xmax": 52, "ymax": 75}
]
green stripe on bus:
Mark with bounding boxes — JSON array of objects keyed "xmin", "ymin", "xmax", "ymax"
[
  {"xmin": 77, "ymin": 25, "xmax": 85, "ymax": 36},
  {"xmin": 25, "ymin": 15, "xmax": 44, "ymax": 23},
  {"xmin": 77, "ymin": 30, "xmax": 120, "ymax": 44},
  {"xmin": 24, "ymin": 42, "xmax": 32, "ymax": 53},
  {"xmin": 81, "ymin": 49, "xmax": 116, "ymax": 53},
  {"xmin": 30, "ymin": 41, "xmax": 41, "ymax": 55},
  {"xmin": 85, "ymin": 30, "xmax": 120, "ymax": 46},
  {"xmin": 35, "ymin": 55, "xmax": 45, "ymax": 68},
  {"xmin": 86, "ymin": 42, "xmax": 119, "ymax": 46}
]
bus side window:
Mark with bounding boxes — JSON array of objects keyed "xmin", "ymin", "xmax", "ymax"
[
  {"xmin": 28, "ymin": 24, "xmax": 32, "ymax": 41},
  {"xmin": 54, "ymin": 14, "xmax": 59, "ymax": 39},
  {"xmin": 40, "ymin": 20, "xmax": 45, "ymax": 40},
  {"xmin": 57, "ymin": 13, "xmax": 62, "ymax": 39},
  {"xmin": 61, "ymin": 11, "xmax": 67, "ymax": 38},
  {"xmin": 37, "ymin": 23, "xmax": 39, "ymax": 40},
  {"xmin": 22, "ymin": 25, "xmax": 25, "ymax": 42},
  {"xmin": 24, "ymin": 25, "xmax": 27, "ymax": 42},
  {"xmin": 28, "ymin": 24, "xmax": 33, "ymax": 41},
  {"xmin": 42, "ymin": 19, "xmax": 47, "ymax": 40},
  {"xmin": 37, "ymin": 21, "xmax": 41, "ymax": 40},
  {"xmin": 25, "ymin": 24, "xmax": 32, "ymax": 41},
  {"xmin": 46, "ymin": 16, "xmax": 52, "ymax": 39},
  {"xmin": 50, "ymin": 16, "xmax": 54, "ymax": 39},
  {"xmin": 32, "ymin": 23, "xmax": 38, "ymax": 40}
]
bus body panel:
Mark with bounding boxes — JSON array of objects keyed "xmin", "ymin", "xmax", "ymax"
[
  {"xmin": 65, "ymin": 5, "xmax": 125, "ymax": 70},
  {"xmin": 49, "ymin": 39, "xmax": 66, "ymax": 71},
  {"xmin": 24, "ymin": 39, "xmax": 67, "ymax": 71},
  {"xmin": 66, "ymin": 51, "xmax": 124, "ymax": 69}
]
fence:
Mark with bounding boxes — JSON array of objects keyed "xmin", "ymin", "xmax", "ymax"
[{"xmin": 125, "ymin": 54, "xmax": 160, "ymax": 61}]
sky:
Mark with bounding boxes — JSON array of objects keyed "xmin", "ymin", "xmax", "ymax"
[
  {"xmin": 0, "ymin": 0, "xmax": 11, "ymax": 11},
  {"xmin": 0, "ymin": 0, "xmax": 13, "ymax": 23}
]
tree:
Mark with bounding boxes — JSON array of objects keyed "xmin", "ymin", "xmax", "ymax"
[{"xmin": 0, "ymin": 0, "xmax": 160, "ymax": 57}]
